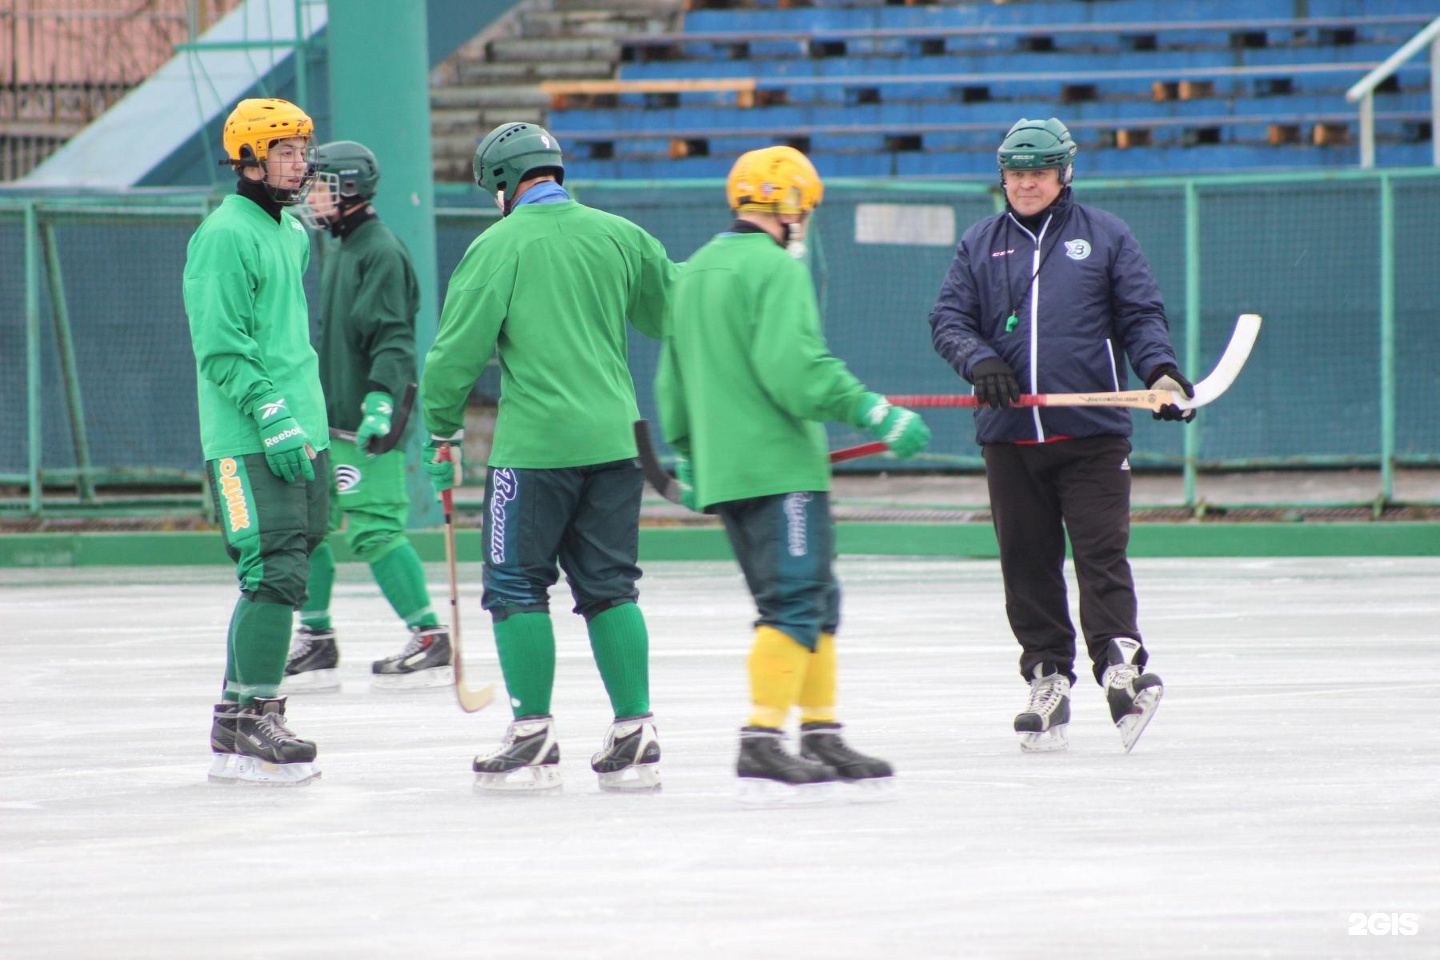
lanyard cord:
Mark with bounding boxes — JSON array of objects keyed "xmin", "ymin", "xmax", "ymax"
[{"xmin": 1002, "ymin": 214, "xmax": 1061, "ymax": 332}]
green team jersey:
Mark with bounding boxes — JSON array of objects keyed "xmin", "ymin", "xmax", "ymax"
[
  {"xmin": 656, "ymin": 230, "xmax": 867, "ymax": 509},
  {"xmin": 183, "ymin": 194, "xmax": 327, "ymax": 460},
  {"xmin": 316, "ymin": 217, "xmax": 420, "ymax": 433},
  {"xmin": 422, "ymin": 200, "xmax": 677, "ymax": 467}
]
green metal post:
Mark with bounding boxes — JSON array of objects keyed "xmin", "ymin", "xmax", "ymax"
[
  {"xmin": 24, "ymin": 202, "xmax": 42, "ymax": 516},
  {"xmin": 1378, "ymin": 174, "xmax": 1396, "ymax": 511},
  {"xmin": 40, "ymin": 222, "xmax": 96, "ymax": 502},
  {"xmin": 325, "ymin": 0, "xmax": 441, "ymax": 529},
  {"xmin": 1182, "ymin": 181, "xmax": 1201, "ymax": 513}
]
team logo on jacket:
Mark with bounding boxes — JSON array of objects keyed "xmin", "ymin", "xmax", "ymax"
[
  {"xmin": 1064, "ymin": 239, "xmax": 1091, "ymax": 261},
  {"xmin": 335, "ymin": 464, "xmax": 362, "ymax": 492}
]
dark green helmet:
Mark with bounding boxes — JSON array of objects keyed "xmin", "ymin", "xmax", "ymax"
[
  {"xmin": 313, "ymin": 140, "xmax": 380, "ymax": 200},
  {"xmin": 473, "ymin": 122, "xmax": 564, "ymax": 199},
  {"xmin": 997, "ymin": 118, "xmax": 1077, "ymax": 180}
]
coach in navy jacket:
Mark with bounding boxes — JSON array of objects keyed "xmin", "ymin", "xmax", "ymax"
[{"xmin": 927, "ymin": 117, "xmax": 1190, "ymax": 756}]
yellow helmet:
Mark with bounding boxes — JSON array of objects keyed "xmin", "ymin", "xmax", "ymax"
[
  {"xmin": 726, "ymin": 146, "xmax": 824, "ymax": 215},
  {"xmin": 222, "ymin": 98, "xmax": 314, "ymax": 165}
]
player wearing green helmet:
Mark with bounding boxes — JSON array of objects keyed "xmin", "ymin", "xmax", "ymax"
[
  {"xmin": 421, "ymin": 121, "xmax": 681, "ymax": 793},
  {"xmin": 284, "ymin": 139, "xmax": 452, "ymax": 695}
]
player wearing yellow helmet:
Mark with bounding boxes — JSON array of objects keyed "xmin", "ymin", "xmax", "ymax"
[
  {"xmin": 655, "ymin": 145, "xmax": 930, "ymax": 804},
  {"xmin": 184, "ymin": 97, "xmax": 326, "ymax": 786}
]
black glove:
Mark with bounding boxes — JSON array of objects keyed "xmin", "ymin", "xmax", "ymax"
[
  {"xmin": 1146, "ymin": 364, "xmax": 1196, "ymax": 422},
  {"xmin": 971, "ymin": 357, "xmax": 1021, "ymax": 409}
]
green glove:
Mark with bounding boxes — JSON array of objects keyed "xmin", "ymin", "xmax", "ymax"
[
  {"xmin": 424, "ymin": 434, "xmax": 463, "ymax": 497},
  {"xmin": 254, "ymin": 396, "xmax": 314, "ymax": 483},
  {"xmin": 852, "ymin": 392, "xmax": 931, "ymax": 459},
  {"xmin": 675, "ymin": 457, "xmax": 697, "ymax": 511},
  {"xmin": 354, "ymin": 391, "xmax": 394, "ymax": 453}
]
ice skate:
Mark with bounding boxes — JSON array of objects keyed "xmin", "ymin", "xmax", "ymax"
[
  {"xmin": 281, "ymin": 626, "xmax": 340, "ymax": 693},
  {"xmin": 232, "ymin": 697, "xmax": 320, "ymax": 786},
  {"xmin": 473, "ymin": 715, "xmax": 563, "ymax": 792},
  {"xmin": 799, "ymin": 722, "xmax": 896, "ymax": 799},
  {"xmin": 1103, "ymin": 638, "xmax": 1164, "ymax": 753},
  {"xmin": 736, "ymin": 726, "xmax": 838, "ymax": 806},
  {"xmin": 1015, "ymin": 665, "xmax": 1071, "ymax": 753},
  {"xmin": 590, "ymin": 714, "xmax": 661, "ymax": 793},
  {"xmin": 207, "ymin": 701, "xmax": 242, "ymax": 783},
  {"xmin": 371, "ymin": 625, "xmax": 453, "ymax": 691}
]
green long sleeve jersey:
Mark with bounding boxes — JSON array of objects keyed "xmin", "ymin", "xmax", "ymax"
[
  {"xmin": 183, "ymin": 194, "xmax": 327, "ymax": 460},
  {"xmin": 655, "ymin": 231, "xmax": 868, "ymax": 509},
  {"xmin": 422, "ymin": 200, "xmax": 677, "ymax": 467},
  {"xmin": 317, "ymin": 218, "xmax": 420, "ymax": 432}
]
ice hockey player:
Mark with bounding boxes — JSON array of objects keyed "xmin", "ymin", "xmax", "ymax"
[
  {"xmin": 928, "ymin": 117, "xmax": 1177, "ymax": 753},
  {"xmin": 283, "ymin": 139, "xmax": 452, "ymax": 694},
  {"xmin": 184, "ymin": 98, "xmax": 326, "ymax": 785},
  {"xmin": 654, "ymin": 145, "xmax": 931, "ymax": 803},
  {"xmin": 420, "ymin": 122, "xmax": 679, "ymax": 792}
]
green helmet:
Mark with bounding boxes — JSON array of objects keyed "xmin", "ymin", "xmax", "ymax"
[
  {"xmin": 313, "ymin": 140, "xmax": 380, "ymax": 200},
  {"xmin": 473, "ymin": 122, "xmax": 564, "ymax": 201},
  {"xmin": 997, "ymin": 118, "xmax": 1077, "ymax": 181}
]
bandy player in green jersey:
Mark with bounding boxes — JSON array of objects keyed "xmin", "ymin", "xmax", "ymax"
[
  {"xmin": 420, "ymin": 123, "xmax": 679, "ymax": 793},
  {"xmin": 183, "ymin": 98, "xmax": 327, "ymax": 786},
  {"xmin": 654, "ymin": 146, "xmax": 930, "ymax": 804},
  {"xmin": 282, "ymin": 140, "xmax": 453, "ymax": 694}
]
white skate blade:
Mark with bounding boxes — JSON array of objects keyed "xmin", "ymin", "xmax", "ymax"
[
  {"xmin": 840, "ymin": 775, "xmax": 899, "ymax": 803},
  {"xmin": 1116, "ymin": 685, "xmax": 1164, "ymax": 753},
  {"xmin": 474, "ymin": 764, "xmax": 563, "ymax": 793},
  {"xmin": 234, "ymin": 756, "xmax": 320, "ymax": 786},
  {"xmin": 207, "ymin": 754, "xmax": 239, "ymax": 784},
  {"xmin": 370, "ymin": 665, "xmax": 454, "ymax": 691},
  {"xmin": 597, "ymin": 763, "xmax": 662, "ymax": 794},
  {"xmin": 279, "ymin": 669, "xmax": 341, "ymax": 694},
  {"xmin": 1019, "ymin": 724, "xmax": 1069, "ymax": 753},
  {"xmin": 735, "ymin": 777, "xmax": 838, "ymax": 807}
]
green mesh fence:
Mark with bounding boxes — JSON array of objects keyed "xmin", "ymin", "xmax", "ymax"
[{"xmin": 4, "ymin": 169, "xmax": 1438, "ymax": 515}]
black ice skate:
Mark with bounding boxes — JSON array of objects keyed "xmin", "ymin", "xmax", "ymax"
[
  {"xmin": 232, "ymin": 696, "xmax": 320, "ymax": 786},
  {"xmin": 281, "ymin": 626, "xmax": 340, "ymax": 693},
  {"xmin": 208, "ymin": 701, "xmax": 242, "ymax": 783},
  {"xmin": 371, "ymin": 625, "xmax": 453, "ymax": 691},
  {"xmin": 736, "ymin": 726, "xmax": 838, "ymax": 806},
  {"xmin": 590, "ymin": 713, "xmax": 662, "ymax": 793},
  {"xmin": 473, "ymin": 715, "xmax": 562, "ymax": 792},
  {"xmin": 1015, "ymin": 664, "xmax": 1072, "ymax": 753},
  {"xmin": 800, "ymin": 721, "xmax": 896, "ymax": 798},
  {"xmin": 1103, "ymin": 638, "xmax": 1164, "ymax": 753}
]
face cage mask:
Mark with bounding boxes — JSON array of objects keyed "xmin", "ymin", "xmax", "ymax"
[
  {"xmin": 257, "ymin": 141, "xmax": 318, "ymax": 206},
  {"xmin": 297, "ymin": 171, "xmax": 343, "ymax": 228}
]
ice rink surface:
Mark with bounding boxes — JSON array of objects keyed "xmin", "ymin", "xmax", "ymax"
[{"xmin": 2, "ymin": 556, "xmax": 1437, "ymax": 959}]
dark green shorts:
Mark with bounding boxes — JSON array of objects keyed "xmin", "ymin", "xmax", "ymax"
[
  {"xmin": 480, "ymin": 458, "xmax": 643, "ymax": 621},
  {"xmin": 713, "ymin": 490, "xmax": 839, "ymax": 651},
  {"xmin": 328, "ymin": 438, "xmax": 408, "ymax": 561},
  {"xmin": 208, "ymin": 450, "xmax": 329, "ymax": 607}
]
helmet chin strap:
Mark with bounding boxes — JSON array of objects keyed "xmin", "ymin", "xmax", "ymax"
[{"xmin": 784, "ymin": 222, "xmax": 807, "ymax": 260}]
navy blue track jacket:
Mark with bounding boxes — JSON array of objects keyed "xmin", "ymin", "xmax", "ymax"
[{"xmin": 928, "ymin": 190, "xmax": 1179, "ymax": 444}]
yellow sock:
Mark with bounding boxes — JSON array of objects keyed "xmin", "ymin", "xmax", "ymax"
[
  {"xmin": 798, "ymin": 632, "xmax": 838, "ymax": 725},
  {"xmin": 747, "ymin": 625, "xmax": 809, "ymax": 729}
]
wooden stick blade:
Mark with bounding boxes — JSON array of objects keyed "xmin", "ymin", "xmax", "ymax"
[{"xmin": 455, "ymin": 679, "xmax": 496, "ymax": 714}]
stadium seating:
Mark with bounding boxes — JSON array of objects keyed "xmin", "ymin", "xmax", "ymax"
[{"xmin": 542, "ymin": 0, "xmax": 1437, "ymax": 179}]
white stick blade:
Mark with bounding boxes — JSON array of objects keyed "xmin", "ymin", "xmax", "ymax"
[{"xmin": 1180, "ymin": 313, "xmax": 1262, "ymax": 409}]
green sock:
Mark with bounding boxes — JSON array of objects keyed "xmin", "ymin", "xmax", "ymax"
[
  {"xmin": 369, "ymin": 539, "xmax": 438, "ymax": 628},
  {"xmin": 226, "ymin": 597, "xmax": 293, "ymax": 702},
  {"xmin": 300, "ymin": 540, "xmax": 334, "ymax": 631},
  {"xmin": 587, "ymin": 603, "xmax": 650, "ymax": 718},
  {"xmin": 493, "ymin": 612, "xmax": 556, "ymax": 718}
]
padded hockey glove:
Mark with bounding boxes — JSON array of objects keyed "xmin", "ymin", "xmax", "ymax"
[
  {"xmin": 852, "ymin": 393, "xmax": 931, "ymax": 459},
  {"xmin": 1146, "ymin": 365, "xmax": 1197, "ymax": 422},
  {"xmin": 423, "ymin": 434, "xmax": 463, "ymax": 496},
  {"xmin": 354, "ymin": 391, "xmax": 394, "ymax": 453},
  {"xmin": 970, "ymin": 357, "xmax": 1021, "ymax": 409},
  {"xmin": 253, "ymin": 396, "xmax": 314, "ymax": 483},
  {"xmin": 674, "ymin": 456, "xmax": 698, "ymax": 511}
]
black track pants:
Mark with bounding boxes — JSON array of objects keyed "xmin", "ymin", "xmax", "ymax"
[{"xmin": 983, "ymin": 435, "xmax": 1144, "ymax": 686}]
